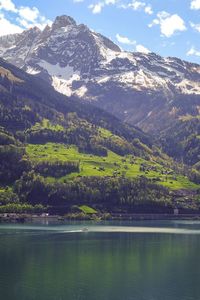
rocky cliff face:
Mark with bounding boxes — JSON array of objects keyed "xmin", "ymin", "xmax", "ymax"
[{"xmin": 1, "ymin": 15, "xmax": 200, "ymax": 132}]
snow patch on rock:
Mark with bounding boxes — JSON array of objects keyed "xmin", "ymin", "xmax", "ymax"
[{"xmin": 38, "ymin": 60, "xmax": 76, "ymax": 80}]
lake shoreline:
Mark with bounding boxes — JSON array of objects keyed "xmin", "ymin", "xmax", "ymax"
[{"xmin": 1, "ymin": 213, "xmax": 200, "ymax": 223}]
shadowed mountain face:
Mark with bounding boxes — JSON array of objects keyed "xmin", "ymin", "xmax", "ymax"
[
  {"xmin": 0, "ymin": 58, "xmax": 150, "ymax": 146},
  {"xmin": 159, "ymin": 116, "xmax": 200, "ymax": 168},
  {"xmin": 0, "ymin": 15, "xmax": 200, "ymax": 133}
]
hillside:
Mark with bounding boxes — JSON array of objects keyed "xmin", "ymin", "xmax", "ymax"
[
  {"xmin": 159, "ymin": 116, "xmax": 200, "ymax": 175},
  {"xmin": 1, "ymin": 15, "xmax": 200, "ymax": 201},
  {"xmin": 0, "ymin": 58, "xmax": 150, "ymax": 141},
  {"xmin": 0, "ymin": 59, "xmax": 199, "ymax": 215}
]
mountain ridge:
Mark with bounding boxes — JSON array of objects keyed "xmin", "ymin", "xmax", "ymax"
[
  {"xmin": 0, "ymin": 53, "xmax": 199, "ymax": 214},
  {"xmin": 1, "ymin": 14, "xmax": 200, "ymax": 134}
]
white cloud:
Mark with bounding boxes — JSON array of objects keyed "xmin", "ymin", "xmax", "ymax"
[
  {"xmin": 105, "ymin": 0, "xmax": 117, "ymax": 4},
  {"xmin": 0, "ymin": 1, "xmax": 52, "ymax": 36},
  {"xmin": 18, "ymin": 6, "xmax": 40, "ymax": 23},
  {"xmin": 0, "ymin": 0, "xmax": 17, "ymax": 12},
  {"xmin": 144, "ymin": 5, "xmax": 153, "ymax": 15},
  {"xmin": 135, "ymin": 44, "xmax": 150, "ymax": 53},
  {"xmin": 128, "ymin": 1, "xmax": 145, "ymax": 10},
  {"xmin": 88, "ymin": 0, "xmax": 118, "ymax": 14},
  {"xmin": 149, "ymin": 11, "xmax": 186, "ymax": 37},
  {"xmin": 0, "ymin": 13, "xmax": 22, "ymax": 36},
  {"xmin": 116, "ymin": 33, "xmax": 136, "ymax": 45},
  {"xmin": 17, "ymin": 6, "xmax": 52, "ymax": 29},
  {"xmin": 73, "ymin": 0, "xmax": 84, "ymax": 2},
  {"xmin": 89, "ymin": 2, "xmax": 104, "ymax": 14},
  {"xmin": 191, "ymin": 0, "xmax": 200, "ymax": 10},
  {"xmin": 16, "ymin": 16, "xmax": 51, "ymax": 30},
  {"xmin": 190, "ymin": 22, "xmax": 200, "ymax": 32},
  {"xmin": 187, "ymin": 46, "xmax": 200, "ymax": 57},
  {"xmin": 116, "ymin": 33, "xmax": 150, "ymax": 54},
  {"xmin": 120, "ymin": 1, "xmax": 153, "ymax": 14}
]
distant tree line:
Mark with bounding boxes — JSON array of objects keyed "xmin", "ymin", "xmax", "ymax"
[
  {"xmin": 34, "ymin": 161, "xmax": 80, "ymax": 178},
  {"xmin": 14, "ymin": 172, "xmax": 173, "ymax": 213}
]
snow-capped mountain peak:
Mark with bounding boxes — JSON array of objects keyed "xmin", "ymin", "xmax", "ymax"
[
  {"xmin": 1, "ymin": 15, "xmax": 200, "ymax": 132},
  {"xmin": 52, "ymin": 15, "xmax": 77, "ymax": 29}
]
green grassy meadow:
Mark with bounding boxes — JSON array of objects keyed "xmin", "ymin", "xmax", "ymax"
[{"xmin": 26, "ymin": 143, "xmax": 199, "ymax": 190}]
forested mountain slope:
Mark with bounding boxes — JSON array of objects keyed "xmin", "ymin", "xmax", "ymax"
[{"xmin": 0, "ymin": 58, "xmax": 199, "ymax": 215}]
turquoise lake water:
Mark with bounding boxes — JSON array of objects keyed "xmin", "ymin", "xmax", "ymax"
[{"xmin": 0, "ymin": 220, "xmax": 200, "ymax": 300}]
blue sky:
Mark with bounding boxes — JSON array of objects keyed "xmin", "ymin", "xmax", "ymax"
[{"xmin": 0, "ymin": 0, "xmax": 200, "ymax": 63}]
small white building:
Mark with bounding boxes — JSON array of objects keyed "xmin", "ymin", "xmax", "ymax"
[{"xmin": 174, "ymin": 208, "xmax": 179, "ymax": 215}]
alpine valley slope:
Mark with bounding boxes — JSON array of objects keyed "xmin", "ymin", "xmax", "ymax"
[
  {"xmin": 0, "ymin": 58, "xmax": 199, "ymax": 214},
  {"xmin": 1, "ymin": 15, "xmax": 200, "ymax": 134}
]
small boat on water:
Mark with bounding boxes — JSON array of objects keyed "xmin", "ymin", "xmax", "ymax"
[{"xmin": 82, "ymin": 227, "xmax": 89, "ymax": 232}]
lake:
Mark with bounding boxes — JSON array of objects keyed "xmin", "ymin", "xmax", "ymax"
[{"xmin": 0, "ymin": 220, "xmax": 200, "ymax": 300}]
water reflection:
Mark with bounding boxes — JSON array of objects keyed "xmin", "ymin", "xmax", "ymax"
[{"xmin": 0, "ymin": 221, "xmax": 200, "ymax": 300}]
